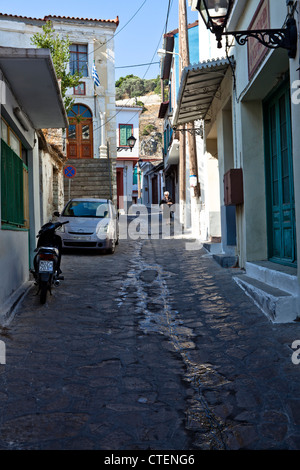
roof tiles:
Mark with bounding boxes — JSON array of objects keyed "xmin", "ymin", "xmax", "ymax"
[{"xmin": 0, "ymin": 12, "xmax": 119, "ymax": 26}]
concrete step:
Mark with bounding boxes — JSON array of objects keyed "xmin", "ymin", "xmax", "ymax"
[
  {"xmin": 213, "ymin": 253, "xmax": 238, "ymax": 268},
  {"xmin": 233, "ymin": 274, "xmax": 298, "ymax": 323},
  {"xmin": 245, "ymin": 261, "xmax": 298, "ymax": 296},
  {"xmin": 66, "ymin": 160, "xmax": 112, "ymax": 168}
]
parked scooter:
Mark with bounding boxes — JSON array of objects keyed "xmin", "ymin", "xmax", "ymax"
[{"xmin": 32, "ymin": 220, "xmax": 69, "ymax": 304}]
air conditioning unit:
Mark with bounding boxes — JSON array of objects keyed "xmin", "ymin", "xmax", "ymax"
[{"xmin": 224, "ymin": 169, "xmax": 244, "ymax": 206}]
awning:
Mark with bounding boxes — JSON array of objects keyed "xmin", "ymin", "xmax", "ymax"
[
  {"xmin": 0, "ymin": 47, "xmax": 68, "ymax": 129},
  {"xmin": 172, "ymin": 57, "xmax": 232, "ymax": 126},
  {"xmin": 158, "ymin": 101, "xmax": 169, "ymax": 119},
  {"xmin": 160, "ymin": 34, "xmax": 174, "ymax": 80}
]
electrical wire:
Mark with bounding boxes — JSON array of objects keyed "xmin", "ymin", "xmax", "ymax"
[
  {"xmin": 45, "ymin": 0, "xmax": 175, "ymax": 141},
  {"xmin": 67, "ymin": 0, "xmax": 148, "ymax": 66},
  {"xmin": 116, "ymin": 62, "xmax": 160, "ymax": 69}
]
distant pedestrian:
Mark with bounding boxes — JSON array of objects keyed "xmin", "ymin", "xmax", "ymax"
[{"xmin": 160, "ymin": 191, "xmax": 173, "ymax": 223}]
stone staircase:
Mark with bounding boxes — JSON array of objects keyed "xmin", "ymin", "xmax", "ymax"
[
  {"xmin": 64, "ymin": 159, "xmax": 114, "ymax": 204},
  {"xmin": 203, "ymin": 242, "xmax": 238, "ymax": 268},
  {"xmin": 233, "ymin": 261, "xmax": 299, "ymax": 323}
]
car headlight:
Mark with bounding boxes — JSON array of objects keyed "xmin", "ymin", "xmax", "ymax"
[
  {"xmin": 57, "ymin": 224, "xmax": 65, "ymax": 233},
  {"xmin": 98, "ymin": 223, "xmax": 109, "ymax": 233}
]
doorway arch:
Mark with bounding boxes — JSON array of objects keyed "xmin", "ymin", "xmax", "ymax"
[{"xmin": 67, "ymin": 104, "xmax": 93, "ymax": 159}]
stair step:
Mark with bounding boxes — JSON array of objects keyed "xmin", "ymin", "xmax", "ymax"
[
  {"xmin": 233, "ymin": 274, "xmax": 297, "ymax": 323},
  {"xmin": 203, "ymin": 242, "xmax": 222, "ymax": 254},
  {"xmin": 245, "ymin": 261, "xmax": 298, "ymax": 296}
]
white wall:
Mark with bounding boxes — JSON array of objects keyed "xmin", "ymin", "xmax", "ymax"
[
  {"xmin": 0, "ymin": 230, "xmax": 29, "ymax": 306},
  {"xmin": 0, "ymin": 71, "xmax": 40, "ymax": 313}
]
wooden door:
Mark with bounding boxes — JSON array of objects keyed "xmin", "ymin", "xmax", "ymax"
[
  {"xmin": 264, "ymin": 82, "xmax": 296, "ymax": 266},
  {"xmin": 116, "ymin": 168, "xmax": 124, "ymax": 209}
]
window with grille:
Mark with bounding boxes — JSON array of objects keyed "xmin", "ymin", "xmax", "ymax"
[
  {"xmin": 119, "ymin": 124, "xmax": 133, "ymax": 147},
  {"xmin": 70, "ymin": 44, "xmax": 88, "ymax": 77}
]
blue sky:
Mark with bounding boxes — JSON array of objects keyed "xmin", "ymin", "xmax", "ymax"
[{"xmin": 1, "ymin": 0, "xmax": 199, "ymax": 81}]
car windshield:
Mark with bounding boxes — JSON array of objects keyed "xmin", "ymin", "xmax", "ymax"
[{"xmin": 62, "ymin": 201, "xmax": 110, "ymax": 218}]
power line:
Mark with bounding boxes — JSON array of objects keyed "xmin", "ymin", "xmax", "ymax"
[
  {"xmin": 68, "ymin": 0, "xmax": 148, "ymax": 65},
  {"xmin": 46, "ymin": 0, "xmax": 172, "ymax": 140},
  {"xmin": 67, "ymin": 1, "xmax": 171, "ymax": 135},
  {"xmin": 164, "ymin": 0, "xmax": 173, "ymax": 35}
]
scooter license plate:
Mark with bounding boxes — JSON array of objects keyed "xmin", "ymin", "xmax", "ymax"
[{"xmin": 39, "ymin": 261, "xmax": 54, "ymax": 273}]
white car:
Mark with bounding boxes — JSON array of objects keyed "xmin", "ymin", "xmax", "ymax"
[{"xmin": 55, "ymin": 198, "xmax": 119, "ymax": 253}]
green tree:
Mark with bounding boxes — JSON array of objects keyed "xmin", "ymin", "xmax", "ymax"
[
  {"xmin": 115, "ymin": 75, "xmax": 162, "ymax": 100},
  {"xmin": 31, "ymin": 21, "xmax": 82, "ymax": 114}
]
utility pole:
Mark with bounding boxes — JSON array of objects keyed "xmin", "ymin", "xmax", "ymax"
[
  {"xmin": 178, "ymin": 0, "xmax": 187, "ymax": 228},
  {"xmin": 178, "ymin": 0, "xmax": 200, "ymax": 235}
]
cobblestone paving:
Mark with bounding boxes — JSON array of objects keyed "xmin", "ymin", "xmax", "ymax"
[{"xmin": 0, "ymin": 234, "xmax": 300, "ymax": 450}]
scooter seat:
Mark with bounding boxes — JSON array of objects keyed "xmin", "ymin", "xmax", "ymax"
[{"xmin": 37, "ymin": 246, "xmax": 60, "ymax": 257}]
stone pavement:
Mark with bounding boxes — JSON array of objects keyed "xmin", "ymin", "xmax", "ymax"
[{"xmin": 0, "ymin": 234, "xmax": 300, "ymax": 450}]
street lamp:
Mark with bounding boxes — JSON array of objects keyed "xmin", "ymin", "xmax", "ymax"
[
  {"xmin": 117, "ymin": 134, "xmax": 137, "ymax": 152},
  {"xmin": 157, "ymin": 48, "xmax": 183, "ymax": 70},
  {"xmin": 195, "ymin": 0, "xmax": 297, "ymax": 58}
]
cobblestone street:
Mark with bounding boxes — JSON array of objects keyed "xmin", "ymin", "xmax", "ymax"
[{"xmin": 1, "ymin": 229, "xmax": 300, "ymax": 451}]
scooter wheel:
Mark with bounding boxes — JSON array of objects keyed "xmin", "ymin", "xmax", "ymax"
[{"xmin": 40, "ymin": 281, "xmax": 48, "ymax": 304}]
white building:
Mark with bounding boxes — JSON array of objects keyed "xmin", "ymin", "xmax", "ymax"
[
  {"xmin": 181, "ymin": 0, "xmax": 300, "ymax": 323},
  {"xmin": 159, "ymin": 17, "xmax": 223, "ymax": 241},
  {"xmin": 0, "ymin": 47, "xmax": 67, "ymax": 322},
  {"xmin": 0, "ymin": 13, "xmax": 119, "ymax": 204},
  {"xmin": 115, "ymin": 104, "xmax": 143, "ymax": 212}
]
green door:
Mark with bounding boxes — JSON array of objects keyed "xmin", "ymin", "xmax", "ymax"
[{"xmin": 264, "ymin": 81, "xmax": 296, "ymax": 267}]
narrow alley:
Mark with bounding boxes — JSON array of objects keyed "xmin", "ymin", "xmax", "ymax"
[{"xmin": 0, "ymin": 221, "xmax": 300, "ymax": 451}]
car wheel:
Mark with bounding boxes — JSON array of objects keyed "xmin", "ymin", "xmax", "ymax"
[{"xmin": 108, "ymin": 240, "xmax": 116, "ymax": 254}]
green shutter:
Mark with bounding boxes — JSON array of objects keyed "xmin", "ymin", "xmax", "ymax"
[{"xmin": 1, "ymin": 139, "xmax": 24, "ymax": 226}]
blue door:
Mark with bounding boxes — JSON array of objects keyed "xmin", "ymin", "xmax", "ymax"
[{"xmin": 264, "ymin": 81, "xmax": 296, "ymax": 267}]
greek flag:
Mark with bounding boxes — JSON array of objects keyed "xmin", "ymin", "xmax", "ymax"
[{"xmin": 92, "ymin": 62, "xmax": 100, "ymax": 86}]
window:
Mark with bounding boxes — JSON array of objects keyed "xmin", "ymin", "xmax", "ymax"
[
  {"xmin": 9, "ymin": 129, "xmax": 21, "ymax": 157},
  {"xmin": 1, "ymin": 118, "xmax": 8, "ymax": 143},
  {"xmin": 70, "ymin": 44, "xmax": 88, "ymax": 77},
  {"xmin": 119, "ymin": 124, "xmax": 133, "ymax": 147},
  {"xmin": 62, "ymin": 200, "xmax": 109, "ymax": 218},
  {"xmin": 1, "ymin": 118, "xmax": 28, "ymax": 228}
]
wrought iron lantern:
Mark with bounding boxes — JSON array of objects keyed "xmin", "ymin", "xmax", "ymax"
[
  {"xmin": 195, "ymin": 0, "xmax": 297, "ymax": 58},
  {"xmin": 117, "ymin": 134, "xmax": 137, "ymax": 152}
]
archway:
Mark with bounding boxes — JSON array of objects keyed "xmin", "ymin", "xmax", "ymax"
[{"xmin": 67, "ymin": 104, "xmax": 93, "ymax": 159}]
